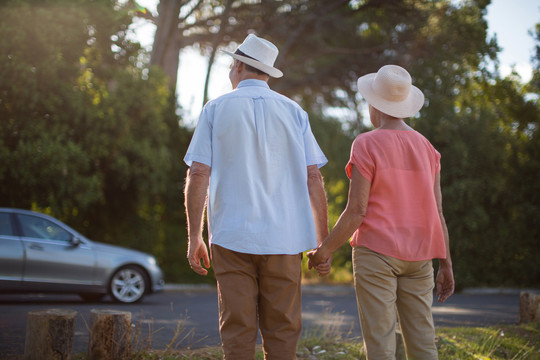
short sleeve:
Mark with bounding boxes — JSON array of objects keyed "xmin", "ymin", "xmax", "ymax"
[
  {"xmin": 422, "ymin": 136, "xmax": 441, "ymax": 175},
  {"xmin": 346, "ymin": 136, "xmax": 374, "ymax": 182},
  {"xmin": 183, "ymin": 105, "xmax": 213, "ymax": 167},
  {"xmin": 302, "ymin": 112, "xmax": 328, "ymax": 168}
]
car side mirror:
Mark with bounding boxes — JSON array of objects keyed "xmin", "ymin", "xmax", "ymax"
[{"xmin": 71, "ymin": 236, "xmax": 81, "ymax": 246}]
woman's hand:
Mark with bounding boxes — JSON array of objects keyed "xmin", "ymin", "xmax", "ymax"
[
  {"xmin": 307, "ymin": 246, "xmax": 332, "ymax": 277},
  {"xmin": 436, "ymin": 261, "xmax": 454, "ymax": 303}
]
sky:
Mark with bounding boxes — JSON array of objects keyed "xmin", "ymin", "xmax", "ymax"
[
  {"xmin": 131, "ymin": 0, "xmax": 539, "ymax": 125},
  {"xmin": 485, "ymin": 0, "xmax": 538, "ymax": 81}
]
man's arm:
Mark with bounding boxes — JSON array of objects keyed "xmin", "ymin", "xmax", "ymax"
[
  {"xmin": 434, "ymin": 172, "xmax": 454, "ymax": 302},
  {"xmin": 184, "ymin": 161, "xmax": 211, "ymax": 276},
  {"xmin": 307, "ymin": 165, "xmax": 328, "ymax": 246},
  {"xmin": 307, "ymin": 165, "xmax": 330, "ymax": 276}
]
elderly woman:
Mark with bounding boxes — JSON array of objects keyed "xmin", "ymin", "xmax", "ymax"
[{"xmin": 308, "ymin": 65, "xmax": 455, "ymax": 359}]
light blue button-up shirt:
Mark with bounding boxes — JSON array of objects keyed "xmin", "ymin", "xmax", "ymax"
[{"xmin": 184, "ymin": 79, "xmax": 327, "ymax": 255}]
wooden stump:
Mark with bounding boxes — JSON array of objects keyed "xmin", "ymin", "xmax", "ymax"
[
  {"xmin": 88, "ymin": 309, "xmax": 132, "ymax": 360},
  {"xmin": 24, "ymin": 308, "xmax": 77, "ymax": 360},
  {"xmin": 519, "ymin": 291, "xmax": 540, "ymax": 323}
]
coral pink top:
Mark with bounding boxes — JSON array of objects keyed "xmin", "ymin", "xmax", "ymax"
[{"xmin": 346, "ymin": 129, "xmax": 446, "ymax": 261}]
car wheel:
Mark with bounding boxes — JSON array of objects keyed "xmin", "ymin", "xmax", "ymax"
[
  {"xmin": 79, "ymin": 293, "xmax": 106, "ymax": 302},
  {"xmin": 109, "ymin": 265, "xmax": 148, "ymax": 303}
]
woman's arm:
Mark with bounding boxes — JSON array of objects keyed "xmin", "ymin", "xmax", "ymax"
[
  {"xmin": 434, "ymin": 172, "xmax": 455, "ymax": 302},
  {"xmin": 308, "ymin": 165, "xmax": 370, "ymax": 268}
]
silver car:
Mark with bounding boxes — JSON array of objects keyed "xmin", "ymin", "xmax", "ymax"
[{"xmin": 0, "ymin": 208, "xmax": 164, "ymax": 303}]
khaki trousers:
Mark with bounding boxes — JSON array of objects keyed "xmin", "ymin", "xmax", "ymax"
[
  {"xmin": 352, "ymin": 246, "xmax": 438, "ymax": 360},
  {"xmin": 211, "ymin": 245, "xmax": 302, "ymax": 360}
]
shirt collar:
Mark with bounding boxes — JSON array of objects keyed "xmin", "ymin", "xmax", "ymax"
[{"xmin": 237, "ymin": 79, "xmax": 270, "ymax": 89}]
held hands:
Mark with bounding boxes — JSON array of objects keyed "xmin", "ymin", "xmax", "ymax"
[
  {"xmin": 187, "ymin": 235, "xmax": 210, "ymax": 276},
  {"xmin": 307, "ymin": 246, "xmax": 332, "ymax": 277}
]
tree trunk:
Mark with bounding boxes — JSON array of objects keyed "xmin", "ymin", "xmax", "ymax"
[
  {"xmin": 150, "ymin": 0, "xmax": 183, "ymax": 91},
  {"xmin": 88, "ymin": 309, "xmax": 132, "ymax": 360},
  {"xmin": 202, "ymin": 0, "xmax": 232, "ymax": 106},
  {"xmin": 24, "ymin": 309, "xmax": 77, "ymax": 360}
]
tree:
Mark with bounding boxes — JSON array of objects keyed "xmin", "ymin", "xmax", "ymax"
[
  {"xmin": 529, "ymin": 23, "xmax": 540, "ymax": 94},
  {"xmin": 0, "ymin": 0, "xmax": 184, "ymax": 259},
  {"xmin": 148, "ymin": 0, "xmax": 183, "ymax": 89},
  {"xmin": 140, "ymin": 0, "xmax": 499, "ymax": 125},
  {"xmin": 144, "ymin": 0, "xmax": 536, "ymax": 285},
  {"xmin": 408, "ymin": 13, "xmax": 539, "ymax": 288},
  {"xmin": 3, "ymin": 0, "xmax": 538, "ymax": 287}
]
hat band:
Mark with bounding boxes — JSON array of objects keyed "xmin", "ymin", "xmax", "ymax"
[
  {"xmin": 235, "ymin": 49, "xmax": 259, "ymax": 62},
  {"xmin": 372, "ymin": 75, "xmax": 409, "ymax": 102}
]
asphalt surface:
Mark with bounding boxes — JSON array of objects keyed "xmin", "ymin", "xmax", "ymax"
[{"xmin": 0, "ymin": 284, "xmax": 523, "ymax": 358}]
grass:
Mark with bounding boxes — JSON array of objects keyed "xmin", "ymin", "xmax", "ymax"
[
  {"xmin": 8, "ymin": 313, "xmax": 539, "ymax": 359},
  {"xmin": 436, "ymin": 323, "xmax": 540, "ymax": 359},
  {"xmin": 126, "ymin": 322, "xmax": 539, "ymax": 360}
]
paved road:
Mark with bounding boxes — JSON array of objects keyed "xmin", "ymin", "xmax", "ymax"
[{"xmin": 0, "ymin": 285, "xmax": 520, "ymax": 358}]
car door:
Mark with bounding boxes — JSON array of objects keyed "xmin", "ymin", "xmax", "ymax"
[
  {"xmin": 0, "ymin": 212, "xmax": 24, "ymax": 284},
  {"xmin": 16, "ymin": 213, "xmax": 96, "ymax": 288}
]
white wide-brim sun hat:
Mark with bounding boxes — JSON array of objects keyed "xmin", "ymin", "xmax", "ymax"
[
  {"xmin": 222, "ymin": 34, "xmax": 283, "ymax": 78},
  {"xmin": 357, "ymin": 65, "xmax": 425, "ymax": 118}
]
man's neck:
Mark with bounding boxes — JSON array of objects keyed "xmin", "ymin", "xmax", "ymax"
[{"xmin": 239, "ymin": 73, "xmax": 269, "ymax": 83}]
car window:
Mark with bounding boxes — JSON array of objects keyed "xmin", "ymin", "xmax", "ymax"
[
  {"xmin": 0, "ymin": 213, "xmax": 15, "ymax": 236},
  {"xmin": 18, "ymin": 214, "xmax": 71, "ymax": 242}
]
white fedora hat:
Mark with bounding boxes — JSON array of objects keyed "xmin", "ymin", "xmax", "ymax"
[
  {"xmin": 222, "ymin": 34, "xmax": 283, "ymax": 78},
  {"xmin": 357, "ymin": 65, "xmax": 424, "ymax": 118}
]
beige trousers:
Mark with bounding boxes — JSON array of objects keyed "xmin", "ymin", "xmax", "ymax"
[
  {"xmin": 211, "ymin": 244, "xmax": 302, "ymax": 360},
  {"xmin": 352, "ymin": 246, "xmax": 438, "ymax": 360}
]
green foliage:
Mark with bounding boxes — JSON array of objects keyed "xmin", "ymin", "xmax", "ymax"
[
  {"xmin": 175, "ymin": 0, "xmax": 540, "ymax": 287},
  {"xmin": 308, "ymin": 113, "xmax": 355, "ymax": 220},
  {"xmin": 302, "ymin": 112, "xmax": 357, "ymax": 283},
  {"xmin": 409, "ymin": 38, "xmax": 540, "ymax": 288},
  {"xmin": 529, "ymin": 23, "xmax": 540, "ymax": 94},
  {"xmin": 0, "ymin": 2, "xmax": 102, "ymax": 211},
  {"xmin": 0, "ymin": 0, "xmax": 191, "ymax": 278},
  {"xmin": 1, "ymin": 0, "xmax": 539, "ymax": 288}
]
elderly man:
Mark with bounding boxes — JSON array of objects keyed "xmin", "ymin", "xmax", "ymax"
[{"xmin": 184, "ymin": 34, "xmax": 330, "ymax": 360}]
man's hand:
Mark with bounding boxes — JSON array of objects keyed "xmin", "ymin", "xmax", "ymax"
[
  {"xmin": 307, "ymin": 246, "xmax": 331, "ymax": 277},
  {"xmin": 436, "ymin": 262, "xmax": 455, "ymax": 303},
  {"xmin": 187, "ymin": 236, "xmax": 210, "ymax": 276}
]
